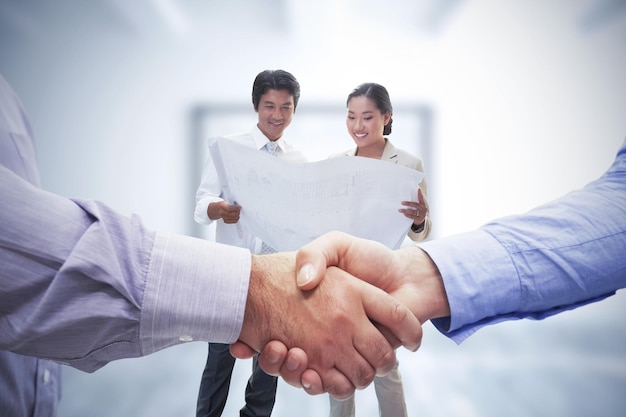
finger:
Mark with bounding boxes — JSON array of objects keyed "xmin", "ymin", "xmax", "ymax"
[
  {"xmin": 398, "ymin": 208, "xmax": 419, "ymax": 219},
  {"xmin": 301, "ymin": 369, "xmax": 325, "ymax": 395},
  {"xmin": 259, "ymin": 344, "xmax": 311, "ymax": 389},
  {"xmin": 224, "ymin": 207, "xmax": 241, "ymax": 217},
  {"xmin": 257, "ymin": 344, "xmax": 326, "ymax": 393},
  {"xmin": 256, "ymin": 341, "xmax": 288, "ymax": 376},
  {"xmin": 296, "ymin": 231, "xmax": 351, "ymax": 290},
  {"xmin": 418, "ymin": 187, "xmax": 429, "ymax": 209},
  {"xmin": 352, "ymin": 327, "xmax": 396, "ymax": 378},
  {"xmin": 225, "ymin": 208, "xmax": 241, "ymax": 217},
  {"xmin": 335, "ymin": 353, "xmax": 376, "ymax": 390},
  {"xmin": 296, "ymin": 231, "xmax": 393, "ymax": 291},
  {"xmin": 357, "ymin": 278, "xmax": 422, "ymax": 352},
  {"xmin": 278, "ymin": 348, "xmax": 310, "ymax": 388},
  {"xmin": 320, "ymin": 367, "xmax": 356, "ymax": 400},
  {"xmin": 345, "ymin": 282, "xmax": 397, "ymax": 375},
  {"xmin": 374, "ymin": 323, "xmax": 402, "ymax": 351},
  {"xmin": 229, "ymin": 340, "xmax": 258, "ymax": 359},
  {"xmin": 320, "ymin": 268, "xmax": 381, "ymax": 388}
]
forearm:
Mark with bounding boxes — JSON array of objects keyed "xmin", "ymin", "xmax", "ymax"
[
  {"xmin": 0, "ymin": 168, "xmax": 251, "ymax": 371},
  {"xmin": 420, "ymin": 162, "xmax": 626, "ymax": 342}
]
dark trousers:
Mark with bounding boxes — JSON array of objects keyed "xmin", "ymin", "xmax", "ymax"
[{"xmin": 196, "ymin": 343, "xmax": 278, "ymax": 417}]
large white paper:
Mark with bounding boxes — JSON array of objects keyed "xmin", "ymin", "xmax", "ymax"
[{"xmin": 210, "ymin": 138, "xmax": 424, "ymax": 251}]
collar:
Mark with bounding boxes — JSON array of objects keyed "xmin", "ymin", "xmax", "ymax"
[
  {"xmin": 252, "ymin": 125, "xmax": 285, "ymax": 152},
  {"xmin": 380, "ymin": 138, "xmax": 399, "ymax": 161}
]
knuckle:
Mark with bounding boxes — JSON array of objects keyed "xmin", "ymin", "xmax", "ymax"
[
  {"xmin": 328, "ymin": 382, "xmax": 355, "ymax": 400},
  {"xmin": 366, "ymin": 335, "xmax": 396, "ymax": 376},
  {"xmin": 378, "ymin": 347, "xmax": 397, "ymax": 374},
  {"xmin": 353, "ymin": 362, "xmax": 376, "ymax": 388},
  {"xmin": 390, "ymin": 301, "xmax": 411, "ymax": 325}
]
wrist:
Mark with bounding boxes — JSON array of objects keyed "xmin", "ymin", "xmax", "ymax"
[
  {"xmin": 402, "ymin": 246, "xmax": 451, "ymax": 322},
  {"xmin": 241, "ymin": 255, "xmax": 267, "ymax": 352},
  {"xmin": 411, "ymin": 220, "xmax": 426, "ymax": 233},
  {"xmin": 242, "ymin": 253, "xmax": 296, "ymax": 353},
  {"xmin": 207, "ymin": 200, "xmax": 226, "ymax": 220}
]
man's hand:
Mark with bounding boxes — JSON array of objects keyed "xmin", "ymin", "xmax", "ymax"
[
  {"xmin": 207, "ymin": 200, "xmax": 241, "ymax": 223},
  {"xmin": 235, "ymin": 231, "xmax": 451, "ymax": 394},
  {"xmin": 295, "ymin": 231, "xmax": 450, "ymax": 323},
  {"xmin": 236, "ymin": 250, "xmax": 422, "ymax": 399}
]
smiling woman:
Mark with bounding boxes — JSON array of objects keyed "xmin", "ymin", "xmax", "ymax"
[
  {"xmin": 321, "ymin": 81, "xmax": 433, "ymax": 417},
  {"xmin": 338, "ymin": 82, "xmax": 432, "ymax": 241}
]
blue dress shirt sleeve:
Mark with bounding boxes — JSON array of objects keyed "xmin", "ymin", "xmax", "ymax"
[{"xmin": 420, "ymin": 138, "xmax": 626, "ymax": 343}]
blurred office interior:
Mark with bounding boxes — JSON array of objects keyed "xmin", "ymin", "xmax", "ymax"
[{"xmin": 1, "ymin": 1, "xmax": 625, "ymax": 416}]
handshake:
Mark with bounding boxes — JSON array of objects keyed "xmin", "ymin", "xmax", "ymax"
[{"xmin": 231, "ymin": 231, "xmax": 451, "ymax": 400}]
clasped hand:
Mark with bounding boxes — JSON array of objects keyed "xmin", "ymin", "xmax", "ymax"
[{"xmin": 232, "ymin": 231, "xmax": 450, "ymax": 398}]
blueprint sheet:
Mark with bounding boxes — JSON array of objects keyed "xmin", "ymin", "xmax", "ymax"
[{"xmin": 210, "ymin": 138, "xmax": 424, "ymax": 251}]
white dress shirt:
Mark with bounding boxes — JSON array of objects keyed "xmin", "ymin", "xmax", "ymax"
[{"xmin": 194, "ymin": 125, "xmax": 306, "ymax": 253}]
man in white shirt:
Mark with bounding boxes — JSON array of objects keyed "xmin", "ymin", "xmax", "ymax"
[{"xmin": 194, "ymin": 69, "xmax": 306, "ymax": 417}]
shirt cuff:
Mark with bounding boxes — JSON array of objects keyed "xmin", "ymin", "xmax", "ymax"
[
  {"xmin": 140, "ymin": 232, "xmax": 251, "ymax": 355},
  {"xmin": 194, "ymin": 196, "xmax": 224, "ymax": 225},
  {"xmin": 418, "ymin": 229, "xmax": 521, "ymax": 342}
]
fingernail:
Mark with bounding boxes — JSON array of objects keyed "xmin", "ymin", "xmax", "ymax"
[
  {"xmin": 266, "ymin": 350, "xmax": 279, "ymax": 364},
  {"xmin": 302, "ymin": 380, "xmax": 311, "ymax": 389},
  {"xmin": 286, "ymin": 356, "xmax": 299, "ymax": 371},
  {"xmin": 297, "ymin": 263, "xmax": 314, "ymax": 287}
]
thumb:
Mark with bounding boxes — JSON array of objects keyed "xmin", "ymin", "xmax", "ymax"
[
  {"xmin": 296, "ymin": 262, "xmax": 322, "ymax": 291},
  {"xmin": 229, "ymin": 341, "xmax": 258, "ymax": 359},
  {"xmin": 355, "ymin": 278, "xmax": 422, "ymax": 353},
  {"xmin": 295, "ymin": 231, "xmax": 352, "ymax": 290}
]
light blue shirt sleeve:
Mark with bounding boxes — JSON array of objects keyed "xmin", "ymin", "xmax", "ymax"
[
  {"xmin": 0, "ymin": 71, "xmax": 252, "ymax": 374},
  {"xmin": 419, "ymin": 138, "xmax": 626, "ymax": 343},
  {"xmin": 0, "ymin": 167, "xmax": 251, "ymax": 372}
]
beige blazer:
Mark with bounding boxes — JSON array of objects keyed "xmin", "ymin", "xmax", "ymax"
[{"xmin": 331, "ymin": 139, "xmax": 432, "ymax": 242}]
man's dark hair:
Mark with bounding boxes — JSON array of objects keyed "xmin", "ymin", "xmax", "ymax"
[{"xmin": 252, "ymin": 69, "xmax": 301, "ymax": 111}]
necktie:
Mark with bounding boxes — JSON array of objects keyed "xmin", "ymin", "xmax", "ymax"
[
  {"xmin": 260, "ymin": 141, "xmax": 278, "ymax": 254},
  {"xmin": 263, "ymin": 141, "xmax": 279, "ymax": 156}
]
